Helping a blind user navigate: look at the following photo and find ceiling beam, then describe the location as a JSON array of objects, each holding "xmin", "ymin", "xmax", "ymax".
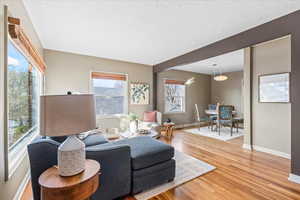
[{"xmin": 153, "ymin": 10, "xmax": 300, "ymax": 73}]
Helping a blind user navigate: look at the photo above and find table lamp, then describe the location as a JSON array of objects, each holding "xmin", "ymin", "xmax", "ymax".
[{"xmin": 40, "ymin": 94, "xmax": 96, "ymax": 176}]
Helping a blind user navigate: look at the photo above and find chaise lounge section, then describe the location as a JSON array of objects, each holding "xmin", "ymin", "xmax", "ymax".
[{"xmin": 105, "ymin": 136, "xmax": 175, "ymax": 194}]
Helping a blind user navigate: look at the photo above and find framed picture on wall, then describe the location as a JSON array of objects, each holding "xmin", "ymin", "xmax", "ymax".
[
  {"xmin": 130, "ymin": 82, "xmax": 150, "ymax": 105},
  {"xmin": 259, "ymin": 72, "xmax": 290, "ymax": 103}
]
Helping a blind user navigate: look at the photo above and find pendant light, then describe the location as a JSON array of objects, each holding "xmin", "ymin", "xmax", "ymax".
[
  {"xmin": 213, "ymin": 64, "xmax": 228, "ymax": 81},
  {"xmin": 185, "ymin": 77, "xmax": 195, "ymax": 86}
]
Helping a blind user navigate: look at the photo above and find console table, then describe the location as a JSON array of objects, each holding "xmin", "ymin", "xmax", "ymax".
[{"xmin": 39, "ymin": 159, "xmax": 100, "ymax": 200}]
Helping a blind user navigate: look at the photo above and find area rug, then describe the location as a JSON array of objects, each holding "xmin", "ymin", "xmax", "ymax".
[
  {"xmin": 134, "ymin": 150, "xmax": 215, "ymax": 200},
  {"xmin": 184, "ymin": 127, "xmax": 244, "ymax": 141}
]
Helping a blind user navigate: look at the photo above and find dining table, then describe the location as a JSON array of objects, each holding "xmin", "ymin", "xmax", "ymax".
[
  {"xmin": 205, "ymin": 109, "xmax": 237, "ymax": 115},
  {"xmin": 205, "ymin": 109, "xmax": 237, "ymax": 132}
]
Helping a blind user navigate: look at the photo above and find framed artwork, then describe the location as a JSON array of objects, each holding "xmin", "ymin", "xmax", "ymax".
[
  {"xmin": 164, "ymin": 82, "xmax": 186, "ymax": 113},
  {"xmin": 130, "ymin": 82, "xmax": 150, "ymax": 105},
  {"xmin": 259, "ymin": 72, "xmax": 290, "ymax": 103}
]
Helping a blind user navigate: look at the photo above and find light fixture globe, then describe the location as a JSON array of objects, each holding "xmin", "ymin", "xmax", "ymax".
[
  {"xmin": 214, "ymin": 75, "xmax": 228, "ymax": 81},
  {"xmin": 212, "ymin": 63, "xmax": 228, "ymax": 81},
  {"xmin": 185, "ymin": 77, "xmax": 195, "ymax": 85}
]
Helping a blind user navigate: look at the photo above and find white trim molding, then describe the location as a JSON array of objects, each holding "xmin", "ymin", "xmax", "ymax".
[
  {"xmin": 13, "ymin": 170, "xmax": 30, "ymax": 200},
  {"xmin": 243, "ymin": 143, "xmax": 291, "ymax": 159},
  {"xmin": 174, "ymin": 122, "xmax": 199, "ymax": 129},
  {"xmin": 289, "ymin": 173, "xmax": 300, "ymax": 184},
  {"xmin": 242, "ymin": 144, "xmax": 252, "ymax": 150}
]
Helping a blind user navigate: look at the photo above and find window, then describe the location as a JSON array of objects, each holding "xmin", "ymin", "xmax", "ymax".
[
  {"xmin": 164, "ymin": 80, "xmax": 186, "ymax": 113},
  {"xmin": 7, "ymin": 41, "xmax": 41, "ymax": 168},
  {"xmin": 91, "ymin": 72, "xmax": 127, "ymax": 115}
]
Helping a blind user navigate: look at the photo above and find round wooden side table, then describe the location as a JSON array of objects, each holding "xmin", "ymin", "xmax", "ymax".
[
  {"xmin": 39, "ymin": 159, "xmax": 100, "ymax": 200},
  {"xmin": 163, "ymin": 122, "xmax": 175, "ymax": 139}
]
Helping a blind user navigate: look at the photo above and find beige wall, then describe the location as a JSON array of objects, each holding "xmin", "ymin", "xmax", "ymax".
[
  {"xmin": 44, "ymin": 49, "xmax": 153, "ymax": 119},
  {"xmin": 243, "ymin": 47, "xmax": 252, "ymax": 146},
  {"xmin": 0, "ymin": 1, "xmax": 44, "ymax": 200},
  {"xmin": 251, "ymin": 37, "xmax": 291, "ymax": 155},
  {"xmin": 211, "ymin": 71, "xmax": 243, "ymax": 117},
  {"xmin": 157, "ymin": 70, "xmax": 211, "ymax": 125}
]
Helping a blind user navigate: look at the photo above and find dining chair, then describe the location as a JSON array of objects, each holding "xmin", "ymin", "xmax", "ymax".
[
  {"xmin": 195, "ymin": 104, "xmax": 210, "ymax": 130},
  {"xmin": 208, "ymin": 104, "xmax": 217, "ymax": 110},
  {"xmin": 208, "ymin": 104, "xmax": 218, "ymax": 131},
  {"xmin": 215, "ymin": 105, "xmax": 235, "ymax": 136},
  {"xmin": 233, "ymin": 117, "xmax": 244, "ymax": 132}
]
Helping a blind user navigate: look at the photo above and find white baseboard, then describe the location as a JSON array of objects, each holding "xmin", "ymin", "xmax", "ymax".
[
  {"xmin": 289, "ymin": 173, "xmax": 300, "ymax": 184},
  {"xmin": 242, "ymin": 143, "xmax": 291, "ymax": 159},
  {"xmin": 242, "ymin": 144, "xmax": 252, "ymax": 150},
  {"xmin": 253, "ymin": 145, "xmax": 291, "ymax": 159},
  {"xmin": 13, "ymin": 170, "xmax": 30, "ymax": 200},
  {"xmin": 174, "ymin": 122, "xmax": 198, "ymax": 129}
]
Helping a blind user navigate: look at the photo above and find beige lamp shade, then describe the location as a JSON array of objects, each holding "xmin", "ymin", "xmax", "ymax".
[{"xmin": 40, "ymin": 94, "xmax": 96, "ymax": 137}]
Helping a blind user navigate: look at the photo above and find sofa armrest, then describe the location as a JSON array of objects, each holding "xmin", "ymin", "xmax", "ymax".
[
  {"xmin": 86, "ymin": 144, "xmax": 131, "ymax": 200},
  {"xmin": 27, "ymin": 139, "xmax": 60, "ymax": 200}
]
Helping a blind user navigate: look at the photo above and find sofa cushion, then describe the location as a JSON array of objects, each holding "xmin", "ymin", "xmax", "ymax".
[
  {"xmin": 113, "ymin": 136, "xmax": 174, "ymax": 170},
  {"xmin": 83, "ymin": 134, "xmax": 108, "ymax": 147}
]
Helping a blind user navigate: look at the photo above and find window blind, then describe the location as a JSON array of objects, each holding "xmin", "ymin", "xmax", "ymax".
[
  {"xmin": 91, "ymin": 72, "xmax": 126, "ymax": 81},
  {"xmin": 8, "ymin": 17, "xmax": 47, "ymax": 73},
  {"xmin": 165, "ymin": 79, "xmax": 185, "ymax": 85}
]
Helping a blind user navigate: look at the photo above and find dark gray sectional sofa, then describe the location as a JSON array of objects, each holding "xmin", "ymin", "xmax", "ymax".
[{"xmin": 27, "ymin": 135, "xmax": 175, "ymax": 200}]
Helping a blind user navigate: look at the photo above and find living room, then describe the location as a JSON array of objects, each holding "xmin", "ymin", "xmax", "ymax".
[{"xmin": 0, "ymin": 1, "xmax": 300, "ymax": 200}]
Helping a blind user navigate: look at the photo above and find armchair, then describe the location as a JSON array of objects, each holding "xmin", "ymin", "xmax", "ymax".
[{"xmin": 139, "ymin": 111, "xmax": 162, "ymax": 136}]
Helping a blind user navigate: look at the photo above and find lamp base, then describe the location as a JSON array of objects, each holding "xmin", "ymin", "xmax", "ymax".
[{"xmin": 58, "ymin": 135, "xmax": 86, "ymax": 176}]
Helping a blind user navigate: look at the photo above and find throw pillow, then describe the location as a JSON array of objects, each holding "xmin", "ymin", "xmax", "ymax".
[{"xmin": 143, "ymin": 111, "xmax": 157, "ymax": 122}]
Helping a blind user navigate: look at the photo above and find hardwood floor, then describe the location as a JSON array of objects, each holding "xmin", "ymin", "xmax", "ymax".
[
  {"xmin": 21, "ymin": 181, "xmax": 33, "ymax": 200},
  {"xmin": 22, "ymin": 129, "xmax": 300, "ymax": 200}
]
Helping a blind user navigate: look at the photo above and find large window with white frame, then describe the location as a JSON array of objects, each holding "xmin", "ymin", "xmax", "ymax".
[
  {"xmin": 164, "ymin": 80, "xmax": 186, "ymax": 113},
  {"xmin": 91, "ymin": 72, "xmax": 128, "ymax": 116},
  {"xmin": 7, "ymin": 40, "xmax": 42, "ymax": 169}
]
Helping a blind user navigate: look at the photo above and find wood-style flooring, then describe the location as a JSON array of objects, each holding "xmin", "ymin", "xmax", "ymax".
[{"xmin": 22, "ymin": 128, "xmax": 300, "ymax": 200}]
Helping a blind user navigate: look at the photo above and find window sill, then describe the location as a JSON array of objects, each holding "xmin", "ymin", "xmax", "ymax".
[
  {"xmin": 8, "ymin": 130, "xmax": 39, "ymax": 179},
  {"xmin": 96, "ymin": 114, "xmax": 128, "ymax": 119}
]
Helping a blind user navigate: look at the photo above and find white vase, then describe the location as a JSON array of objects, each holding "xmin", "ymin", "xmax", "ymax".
[
  {"xmin": 58, "ymin": 135, "xmax": 86, "ymax": 176},
  {"xmin": 130, "ymin": 120, "xmax": 138, "ymax": 133}
]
